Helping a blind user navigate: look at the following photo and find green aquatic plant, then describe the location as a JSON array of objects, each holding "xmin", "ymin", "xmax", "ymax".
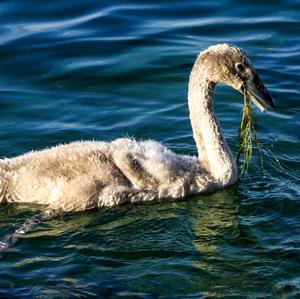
[
  {"xmin": 237, "ymin": 88, "xmax": 284, "ymax": 176},
  {"xmin": 237, "ymin": 88, "xmax": 259, "ymax": 175}
]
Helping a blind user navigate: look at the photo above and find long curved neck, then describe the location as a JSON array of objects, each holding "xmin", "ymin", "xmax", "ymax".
[{"xmin": 188, "ymin": 61, "xmax": 237, "ymax": 186}]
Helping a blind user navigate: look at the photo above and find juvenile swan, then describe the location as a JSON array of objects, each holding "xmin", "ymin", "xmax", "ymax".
[{"xmin": 0, "ymin": 44, "xmax": 275, "ymax": 212}]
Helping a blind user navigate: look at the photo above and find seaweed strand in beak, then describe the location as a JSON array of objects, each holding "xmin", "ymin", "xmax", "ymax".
[{"xmin": 237, "ymin": 87, "xmax": 262, "ymax": 175}]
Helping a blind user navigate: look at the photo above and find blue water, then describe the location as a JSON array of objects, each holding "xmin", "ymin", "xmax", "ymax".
[{"xmin": 0, "ymin": 0, "xmax": 299, "ymax": 298}]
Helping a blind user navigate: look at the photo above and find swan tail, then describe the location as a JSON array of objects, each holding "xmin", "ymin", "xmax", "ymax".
[{"xmin": 0, "ymin": 209, "xmax": 58, "ymax": 260}]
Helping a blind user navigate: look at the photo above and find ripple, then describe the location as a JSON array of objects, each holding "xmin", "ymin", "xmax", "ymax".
[{"xmin": 23, "ymin": 5, "xmax": 156, "ymax": 32}]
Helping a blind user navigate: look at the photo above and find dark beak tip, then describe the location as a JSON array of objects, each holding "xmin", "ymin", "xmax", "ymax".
[{"xmin": 269, "ymin": 97, "xmax": 276, "ymax": 109}]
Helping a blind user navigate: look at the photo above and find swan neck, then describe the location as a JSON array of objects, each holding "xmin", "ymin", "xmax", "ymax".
[{"xmin": 188, "ymin": 65, "xmax": 237, "ymax": 186}]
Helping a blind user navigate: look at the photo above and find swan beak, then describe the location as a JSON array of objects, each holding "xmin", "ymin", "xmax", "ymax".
[{"xmin": 246, "ymin": 73, "xmax": 276, "ymax": 112}]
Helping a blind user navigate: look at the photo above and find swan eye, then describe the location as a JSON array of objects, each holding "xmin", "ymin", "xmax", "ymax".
[{"xmin": 236, "ymin": 63, "xmax": 245, "ymax": 72}]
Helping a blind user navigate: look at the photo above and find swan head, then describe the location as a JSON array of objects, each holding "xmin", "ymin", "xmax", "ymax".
[{"xmin": 198, "ymin": 43, "xmax": 275, "ymax": 112}]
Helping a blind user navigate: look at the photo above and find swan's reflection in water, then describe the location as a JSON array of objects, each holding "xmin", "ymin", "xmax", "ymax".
[
  {"xmin": 1, "ymin": 188, "xmax": 245, "ymax": 297},
  {"xmin": 186, "ymin": 187, "xmax": 264, "ymax": 297},
  {"xmin": 190, "ymin": 187, "xmax": 240, "ymax": 255}
]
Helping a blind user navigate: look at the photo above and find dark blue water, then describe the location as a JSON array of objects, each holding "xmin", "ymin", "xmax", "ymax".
[{"xmin": 0, "ymin": 1, "xmax": 299, "ymax": 298}]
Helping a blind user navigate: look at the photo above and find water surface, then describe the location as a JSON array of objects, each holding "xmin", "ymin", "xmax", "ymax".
[{"xmin": 0, "ymin": 0, "xmax": 299, "ymax": 298}]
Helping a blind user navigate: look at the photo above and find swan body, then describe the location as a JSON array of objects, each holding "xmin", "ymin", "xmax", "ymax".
[
  {"xmin": 0, "ymin": 139, "xmax": 213, "ymax": 211},
  {"xmin": 0, "ymin": 44, "xmax": 275, "ymax": 212}
]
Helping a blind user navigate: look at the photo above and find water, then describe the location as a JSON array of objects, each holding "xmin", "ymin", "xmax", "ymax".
[{"xmin": 0, "ymin": 0, "xmax": 299, "ymax": 297}]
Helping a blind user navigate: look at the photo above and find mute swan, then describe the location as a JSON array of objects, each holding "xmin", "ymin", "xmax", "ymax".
[{"xmin": 0, "ymin": 44, "xmax": 275, "ymax": 212}]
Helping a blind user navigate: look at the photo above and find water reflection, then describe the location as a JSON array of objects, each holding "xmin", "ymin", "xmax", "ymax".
[{"xmin": 190, "ymin": 187, "xmax": 240, "ymax": 255}]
